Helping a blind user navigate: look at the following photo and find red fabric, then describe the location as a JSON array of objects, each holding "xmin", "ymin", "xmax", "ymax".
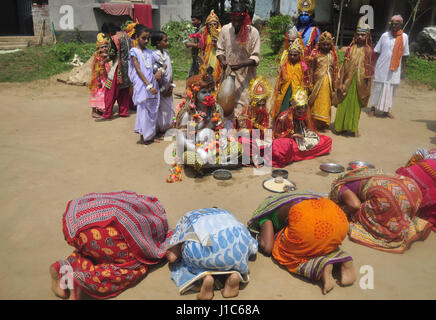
[
  {"xmin": 102, "ymin": 68, "xmax": 133, "ymax": 119},
  {"xmin": 52, "ymin": 226, "xmax": 148, "ymax": 299},
  {"xmin": 396, "ymin": 159, "xmax": 436, "ymax": 231},
  {"xmin": 272, "ymin": 135, "xmax": 332, "ymax": 168},
  {"xmin": 134, "ymin": 4, "xmax": 153, "ymax": 29},
  {"xmin": 100, "ymin": 3, "xmax": 133, "ymax": 18}
]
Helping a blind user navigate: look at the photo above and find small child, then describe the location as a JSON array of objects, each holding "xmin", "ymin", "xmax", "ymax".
[
  {"xmin": 89, "ymin": 39, "xmax": 111, "ymax": 118},
  {"xmin": 151, "ymin": 31, "xmax": 175, "ymax": 135},
  {"xmin": 308, "ymin": 31, "xmax": 339, "ymax": 131},
  {"xmin": 128, "ymin": 24, "xmax": 163, "ymax": 144}
]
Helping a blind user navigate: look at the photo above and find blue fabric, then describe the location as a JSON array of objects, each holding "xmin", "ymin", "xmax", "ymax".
[{"xmin": 169, "ymin": 208, "xmax": 258, "ymax": 292}]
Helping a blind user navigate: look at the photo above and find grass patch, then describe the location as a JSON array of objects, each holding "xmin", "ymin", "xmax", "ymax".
[
  {"xmin": 404, "ymin": 54, "xmax": 436, "ymax": 90},
  {"xmin": 0, "ymin": 42, "xmax": 95, "ymax": 83}
]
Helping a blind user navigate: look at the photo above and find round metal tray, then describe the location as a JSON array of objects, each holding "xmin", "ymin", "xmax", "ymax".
[
  {"xmin": 213, "ymin": 169, "xmax": 232, "ymax": 180},
  {"xmin": 320, "ymin": 163, "xmax": 345, "ymax": 173},
  {"xmin": 348, "ymin": 161, "xmax": 375, "ymax": 170}
]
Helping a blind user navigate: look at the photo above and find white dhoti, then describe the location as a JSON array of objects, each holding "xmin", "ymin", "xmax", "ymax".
[
  {"xmin": 369, "ymin": 82, "xmax": 397, "ymax": 113},
  {"xmin": 370, "ymin": 31, "xmax": 409, "ymax": 113}
]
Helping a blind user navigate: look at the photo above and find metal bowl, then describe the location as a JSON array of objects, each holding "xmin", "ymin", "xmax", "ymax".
[
  {"xmin": 320, "ymin": 163, "xmax": 345, "ymax": 173},
  {"xmin": 348, "ymin": 161, "xmax": 375, "ymax": 170},
  {"xmin": 271, "ymin": 169, "xmax": 289, "ymax": 179},
  {"xmin": 213, "ymin": 169, "xmax": 232, "ymax": 180}
]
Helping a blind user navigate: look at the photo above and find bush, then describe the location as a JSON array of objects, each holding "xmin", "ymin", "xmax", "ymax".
[
  {"xmin": 161, "ymin": 20, "xmax": 198, "ymax": 80},
  {"xmin": 50, "ymin": 42, "xmax": 95, "ymax": 63},
  {"xmin": 266, "ymin": 14, "xmax": 292, "ymax": 54}
]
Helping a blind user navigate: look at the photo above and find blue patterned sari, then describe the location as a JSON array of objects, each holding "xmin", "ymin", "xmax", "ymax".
[{"xmin": 168, "ymin": 208, "xmax": 258, "ymax": 294}]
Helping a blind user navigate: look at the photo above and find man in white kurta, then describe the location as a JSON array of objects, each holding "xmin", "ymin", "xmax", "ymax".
[
  {"xmin": 369, "ymin": 15, "xmax": 409, "ymax": 118},
  {"xmin": 216, "ymin": 2, "xmax": 260, "ymax": 129}
]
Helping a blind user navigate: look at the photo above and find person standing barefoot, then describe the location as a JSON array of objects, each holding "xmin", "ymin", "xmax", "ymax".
[{"xmin": 369, "ymin": 15, "xmax": 409, "ymax": 119}]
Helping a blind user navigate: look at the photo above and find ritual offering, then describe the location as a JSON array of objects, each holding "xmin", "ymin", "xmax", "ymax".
[{"xmin": 263, "ymin": 177, "xmax": 296, "ymax": 193}]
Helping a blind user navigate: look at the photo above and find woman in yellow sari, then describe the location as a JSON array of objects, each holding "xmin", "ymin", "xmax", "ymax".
[
  {"xmin": 271, "ymin": 41, "xmax": 311, "ymax": 121},
  {"xmin": 199, "ymin": 10, "xmax": 222, "ymax": 95},
  {"xmin": 308, "ymin": 31, "xmax": 338, "ymax": 131}
]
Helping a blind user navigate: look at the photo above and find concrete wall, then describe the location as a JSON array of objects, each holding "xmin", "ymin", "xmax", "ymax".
[
  {"xmin": 254, "ymin": 0, "xmax": 332, "ymax": 23},
  {"xmin": 48, "ymin": 0, "xmax": 191, "ymax": 42},
  {"xmin": 156, "ymin": 0, "xmax": 191, "ymax": 28}
]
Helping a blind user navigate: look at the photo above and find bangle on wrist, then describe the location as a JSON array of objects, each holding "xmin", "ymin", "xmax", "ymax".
[{"xmin": 146, "ymin": 84, "xmax": 153, "ymax": 91}]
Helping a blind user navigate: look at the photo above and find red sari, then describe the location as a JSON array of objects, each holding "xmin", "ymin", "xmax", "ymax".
[
  {"xmin": 51, "ymin": 191, "xmax": 173, "ymax": 299},
  {"xmin": 271, "ymin": 108, "xmax": 332, "ymax": 168},
  {"xmin": 396, "ymin": 159, "xmax": 436, "ymax": 231}
]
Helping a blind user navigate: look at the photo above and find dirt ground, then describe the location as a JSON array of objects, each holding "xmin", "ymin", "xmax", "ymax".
[{"xmin": 0, "ymin": 77, "xmax": 435, "ymax": 300}]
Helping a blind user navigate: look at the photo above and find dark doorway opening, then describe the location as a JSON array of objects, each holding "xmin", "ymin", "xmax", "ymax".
[{"xmin": 0, "ymin": 0, "xmax": 35, "ymax": 36}]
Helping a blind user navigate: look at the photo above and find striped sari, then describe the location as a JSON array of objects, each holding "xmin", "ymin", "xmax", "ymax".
[
  {"xmin": 249, "ymin": 193, "xmax": 352, "ymax": 282},
  {"xmin": 330, "ymin": 168, "xmax": 432, "ymax": 253},
  {"xmin": 51, "ymin": 191, "xmax": 173, "ymax": 299}
]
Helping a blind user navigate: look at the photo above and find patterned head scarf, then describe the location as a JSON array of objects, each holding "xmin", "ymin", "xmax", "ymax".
[{"xmin": 230, "ymin": 1, "xmax": 252, "ymax": 44}]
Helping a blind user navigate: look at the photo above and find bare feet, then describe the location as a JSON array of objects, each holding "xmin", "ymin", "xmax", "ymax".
[
  {"xmin": 166, "ymin": 244, "xmax": 182, "ymax": 263},
  {"xmin": 354, "ymin": 131, "xmax": 360, "ymax": 138},
  {"xmin": 197, "ymin": 275, "xmax": 214, "ymax": 300},
  {"xmin": 91, "ymin": 109, "xmax": 101, "ymax": 118},
  {"xmin": 384, "ymin": 112, "xmax": 394, "ymax": 119},
  {"xmin": 369, "ymin": 110, "xmax": 375, "ymax": 118},
  {"xmin": 338, "ymin": 260, "xmax": 356, "ymax": 287},
  {"xmin": 321, "ymin": 264, "xmax": 335, "ymax": 295},
  {"xmin": 49, "ymin": 265, "xmax": 69, "ymax": 299},
  {"xmin": 221, "ymin": 273, "xmax": 240, "ymax": 298}
]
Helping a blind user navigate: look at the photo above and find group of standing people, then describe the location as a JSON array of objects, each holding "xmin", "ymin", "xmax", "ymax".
[{"xmin": 88, "ymin": 21, "xmax": 175, "ymax": 144}]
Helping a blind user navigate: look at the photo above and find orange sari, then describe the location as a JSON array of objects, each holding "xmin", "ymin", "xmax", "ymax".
[{"xmin": 272, "ymin": 198, "xmax": 349, "ymax": 275}]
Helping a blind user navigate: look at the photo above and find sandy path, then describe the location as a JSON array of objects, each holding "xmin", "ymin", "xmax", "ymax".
[{"xmin": 0, "ymin": 77, "xmax": 435, "ymax": 300}]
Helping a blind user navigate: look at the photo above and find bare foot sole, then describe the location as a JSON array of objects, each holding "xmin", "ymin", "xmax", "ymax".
[
  {"xmin": 197, "ymin": 275, "xmax": 214, "ymax": 300},
  {"xmin": 321, "ymin": 264, "xmax": 335, "ymax": 295},
  {"xmin": 49, "ymin": 265, "xmax": 69, "ymax": 299},
  {"xmin": 384, "ymin": 112, "xmax": 394, "ymax": 119},
  {"xmin": 339, "ymin": 260, "xmax": 356, "ymax": 287},
  {"xmin": 221, "ymin": 273, "xmax": 240, "ymax": 298}
]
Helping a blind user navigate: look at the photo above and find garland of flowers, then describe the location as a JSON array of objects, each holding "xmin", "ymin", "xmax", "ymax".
[{"xmin": 167, "ymin": 86, "xmax": 224, "ymax": 183}]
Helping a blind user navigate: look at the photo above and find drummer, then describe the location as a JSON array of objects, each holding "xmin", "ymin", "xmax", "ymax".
[{"xmin": 216, "ymin": 1, "xmax": 261, "ymax": 129}]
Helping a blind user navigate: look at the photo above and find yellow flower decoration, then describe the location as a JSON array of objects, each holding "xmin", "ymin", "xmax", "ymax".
[
  {"xmin": 106, "ymin": 227, "xmax": 118, "ymax": 237},
  {"xmin": 102, "ymin": 248, "xmax": 114, "ymax": 255},
  {"xmin": 91, "ymin": 229, "xmax": 102, "ymax": 240}
]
